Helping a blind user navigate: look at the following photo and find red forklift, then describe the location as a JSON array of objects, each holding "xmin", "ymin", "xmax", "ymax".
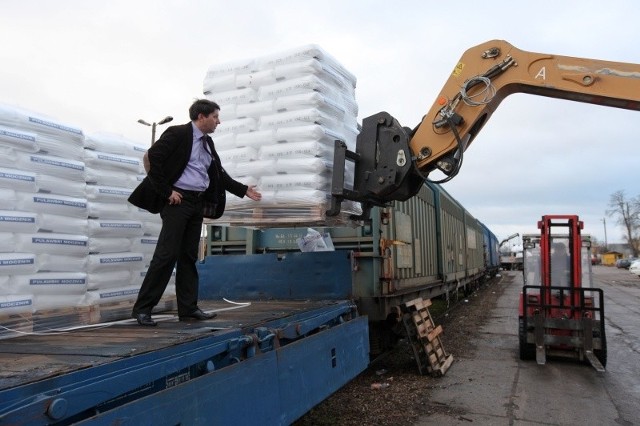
[{"xmin": 519, "ymin": 215, "xmax": 606, "ymax": 371}]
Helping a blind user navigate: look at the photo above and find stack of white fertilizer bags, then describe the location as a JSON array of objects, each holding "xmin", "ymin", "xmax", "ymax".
[
  {"xmin": 0, "ymin": 103, "xmax": 89, "ymax": 331},
  {"xmin": 82, "ymin": 132, "xmax": 174, "ymax": 315},
  {"xmin": 202, "ymin": 44, "xmax": 362, "ymax": 227},
  {"xmin": 0, "ymin": 102, "xmax": 170, "ymax": 337}
]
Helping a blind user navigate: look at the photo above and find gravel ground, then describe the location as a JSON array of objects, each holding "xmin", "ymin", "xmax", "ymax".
[{"xmin": 294, "ymin": 273, "xmax": 509, "ymax": 426}]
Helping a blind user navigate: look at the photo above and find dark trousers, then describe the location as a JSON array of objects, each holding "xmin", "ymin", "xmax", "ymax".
[{"xmin": 132, "ymin": 195, "xmax": 203, "ymax": 316}]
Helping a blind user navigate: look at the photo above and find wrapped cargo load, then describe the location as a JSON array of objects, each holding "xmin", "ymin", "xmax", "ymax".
[
  {"xmin": 202, "ymin": 44, "xmax": 362, "ymax": 227},
  {"xmin": 0, "ymin": 104, "xmax": 170, "ymax": 338}
]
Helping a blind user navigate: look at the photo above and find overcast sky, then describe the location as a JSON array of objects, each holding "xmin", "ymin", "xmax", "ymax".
[{"xmin": 1, "ymin": 0, "xmax": 638, "ymax": 245}]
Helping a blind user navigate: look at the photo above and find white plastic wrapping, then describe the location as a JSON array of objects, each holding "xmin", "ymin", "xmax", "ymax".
[
  {"xmin": 257, "ymin": 74, "xmax": 342, "ymax": 102},
  {"xmin": 87, "ymin": 201, "xmax": 132, "ymax": 219},
  {"xmin": 258, "ymin": 140, "xmax": 332, "ymax": 160},
  {"xmin": 0, "ymin": 102, "xmax": 176, "ymax": 333},
  {"xmin": 273, "ymin": 92, "xmax": 346, "ymax": 119},
  {"xmin": 85, "ymin": 166, "xmax": 140, "ymax": 187},
  {"xmin": 132, "ymin": 269, "xmax": 176, "ymax": 288},
  {"xmin": 87, "ymin": 252, "xmax": 144, "ymax": 273},
  {"xmin": 0, "ymin": 167, "xmax": 38, "ymax": 192},
  {"xmin": 86, "ymin": 269, "xmax": 131, "ymax": 290},
  {"xmin": 211, "ymin": 88, "xmax": 258, "ymax": 105},
  {"xmin": 234, "ymin": 160, "xmax": 276, "ymax": 178},
  {"xmin": 0, "ymin": 102, "xmax": 84, "ymax": 145},
  {"xmin": 255, "ymin": 44, "xmax": 357, "ymax": 84},
  {"xmin": 7, "ymin": 272, "xmax": 88, "ymax": 295},
  {"xmin": 218, "ymin": 146, "xmax": 258, "ymax": 163},
  {"xmin": 274, "ymin": 157, "xmax": 331, "ymax": 174},
  {"xmin": 86, "ymin": 185, "xmax": 133, "ymax": 203},
  {"xmin": 258, "ymin": 108, "xmax": 340, "ymax": 131},
  {"xmin": 0, "ymin": 232, "xmax": 14, "ymax": 252},
  {"xmin": 36, "ymin": 134, "xmax": 85, "ymax": 160},
  {"xmin": 16, "ymin": 152, "xmax": 85, "ymax": 181},
  {"xmin": 236, "ymin": 100, "xmax": 275, "ymax": 119},
  {"xmin": 0, "ymin": 146, "xmax": 17, "ymax": 168},
  {"xmin": 204, "ymin": 57, "xmax": 255, "ymax": 80},
  {"xmin": 84, "ymin": 132, "xmax": 147, "ymax": 157},
  {"xmin": 88, "ymin": 237, "xmax": 132, "ymax": 254},
  {"xmin": 36, "ymin": 174, "xmax": 86, "ymax": 198},
  {"xmin": 203, "ymin": 73, "xmax": 237, "ymax": 94},
  {"xmin": 0, "ymin": 125, "xmax": 39, "ymax": 152},
  {"xmin": 14, "ymin": 233, "xmax": 89, "ymax": 256},
  {"xmin": 142, "ymin": 220, "xmax": 162, "ymax": 236},
  {"xmin": 32, "ymin": 294, "xmax": 85, "ymax": 312},
  {"xmin": 88, "ymin": 219, "xmax": 144, "ymax": 237},
  {"xmin": 38, "ymin": 213, "xmax": 88, "ymax": 234},
  {"xmin": 130, "ymin": 236, "xmax": 158, "ymax": 253},
  {"xmin": 83, "ymin": 149, "xmax": 143, "ymax": 174},
  {"xmin": 0, "ymin": 210, "xmax": 39, "ymax": 233},
  {"xmin": 0, "ymin": 294, "xmax": 33, "ymax": 315},
  {"xmin": 211, "ymin": 133, "xmax": 236, "ymax": 151},
  {"xmin": 0, "ymin": 252, "xmax": 38, "ymax": 274},
  {"xmin": 215, "ymin": 117, "xmax": 257, "ymax": 135},
  {"xmin": 275, "ymin": 190, "xmax": 327, "ymax": 204},
  {"xmin": 81, "ymin": 285, "xmax": 141, "ymax": 305},
  {"xmin": 234, "ymin": 129, "xmax": 277, "ymax": 148},
  {"xmin": 38, "ymin": 253, "xmax": 88, "ymax": 272},
  {"xmin": 259, "ymin": 173, "xmax": 329, "ymax": 191},
  {"xmin": 203, "ymin": 44, "xmax": 362, "ymax": 226},
  {"xmin": 235, "ymin": 69, "xmax": 277, "ymax": 88},
  {"xmin": 16, "ymin": 192, "xmax": 88, "ymax": 218}
]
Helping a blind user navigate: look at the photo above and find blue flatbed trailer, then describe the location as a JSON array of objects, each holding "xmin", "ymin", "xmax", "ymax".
[{"xmin": 0, "ymin": 251, "xmax": 370, "ymax": 425}]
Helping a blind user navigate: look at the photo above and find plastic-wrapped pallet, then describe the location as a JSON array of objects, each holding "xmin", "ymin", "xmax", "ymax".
[
  {"xmin": 83, "ymin": 132, "xmax": 158, "ymax": 312},
  {"xmin": 0, "ymin": 103, "xmax": 85, "ymax": 160},
  {"xmin": 0, "ymin": 103, "xmax": 90, "ymax": 332},
  {"xmin": 203, "ymin": 44, "xmax": 362, "ymax": 227}
]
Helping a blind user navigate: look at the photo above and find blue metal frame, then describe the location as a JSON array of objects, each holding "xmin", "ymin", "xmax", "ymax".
[
  {"xmin": 0, "ymin": 302, "xmax": 369, "ymax": 425},
  {"xmin": 82, "ymin": 317, "xmax": 368, "ymax": 426},
  {"xmin": 197, "ymin": 250, "xmax": 354, "ymax": 300}
]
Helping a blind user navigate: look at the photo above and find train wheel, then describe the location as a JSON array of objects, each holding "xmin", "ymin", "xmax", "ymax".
[{"xmin": 519, "ymin": 318, "xmax": 535, "ymax": 360}]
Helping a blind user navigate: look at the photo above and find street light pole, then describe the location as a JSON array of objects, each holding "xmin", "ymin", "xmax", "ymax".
[
  {"xmin": 602, "ymin": 217, "xmax": 608, "ymax": 251},
  {"xmin": 137, "ymin": 116, "xmax": 173, "ymax": 145}
]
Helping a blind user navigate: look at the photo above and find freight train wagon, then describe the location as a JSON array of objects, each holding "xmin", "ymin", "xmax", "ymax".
[
  {"xmin": 0, "ymin": 296, "xmax": 368, "ymax": 425},
  {"xmin": 201, "ymin": 182, "xmax": 499, "ymax": 353},
  {"xmin": 0, "ymin": 182, "xmax": 497, "ymax": 425},
  {"xmin": 479, "ymin": 221, "xmax": 501, "ymax": 277}
]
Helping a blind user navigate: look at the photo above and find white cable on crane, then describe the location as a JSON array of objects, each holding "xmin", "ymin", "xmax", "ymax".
[{"xmin": 460, "ymin": 76, "xmax": 496, "ymax": 106}]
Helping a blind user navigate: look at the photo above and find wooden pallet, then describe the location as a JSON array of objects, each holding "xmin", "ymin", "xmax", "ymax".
[
  {"xmin": 209, "ymin": 202, "xmax": 360, "ymax": 227},
  {"xmin": 400, "ymin": 297, "xmax": 454, "ymax": 377},
  {"xmin": 31, "ymin": 297, "xmax": 177, "ymax": 331},
  {"xmin": 33, "ymin": 306, "xmax": 93, "ymax": 331},
  {"xmin": 0, "ymin": 312, "xmax": 33, "ymax": 340},
  {"xmin": 89, "ymin": 296, "xmax": 176, "ymax": 324}
]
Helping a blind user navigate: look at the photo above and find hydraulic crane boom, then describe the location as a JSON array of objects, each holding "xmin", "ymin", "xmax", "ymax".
[
  {"xmin": 329, "ymin": 40, "xmax": 640, "ymax": 218},
  {"xmin": 499, "ymin": 233, "xmax": 519, "ymax": 248}
]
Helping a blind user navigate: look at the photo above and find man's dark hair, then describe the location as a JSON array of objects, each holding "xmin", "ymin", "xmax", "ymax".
[{"xmin": 189, "ymin": 99, "xmax": 221, "ymax": 120}]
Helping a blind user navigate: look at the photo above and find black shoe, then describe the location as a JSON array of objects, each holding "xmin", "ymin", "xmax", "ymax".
[
  {"xmin": 132, "ymin": 313, "xmax": 157, "ymax": 327},
  {"xmin": 179, "ymin": 308, "xmax": 217, "ymax": 322}
]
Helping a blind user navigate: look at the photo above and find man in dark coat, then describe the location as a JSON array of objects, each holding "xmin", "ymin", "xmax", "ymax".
[{"xmin": 128, "ymin": 99, "xmax": 261, "ymax": 326}]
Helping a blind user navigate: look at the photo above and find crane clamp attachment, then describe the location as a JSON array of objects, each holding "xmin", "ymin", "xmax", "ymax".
[{"xmin": 327, "ymin": 112, "xmax": 424, "ymax": 219}]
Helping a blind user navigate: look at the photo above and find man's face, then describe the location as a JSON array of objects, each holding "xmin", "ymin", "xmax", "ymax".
[{"xmin": 200, "ymin": 110, "xmax": 220, "ymax": 134}]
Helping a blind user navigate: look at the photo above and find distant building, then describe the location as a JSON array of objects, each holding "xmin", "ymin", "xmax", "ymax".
[
  {"xmin": 607, "ymin": 243, "xmax": 634, "ymax": 258},
  {"xmin": 601, "ymin": 251, "xmax": 623, "ymax": 266}
]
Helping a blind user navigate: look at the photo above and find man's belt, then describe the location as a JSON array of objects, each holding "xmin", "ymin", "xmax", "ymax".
[{"xmin": 173, "ymin": 187, "xmax": 205, "ymax": 198}]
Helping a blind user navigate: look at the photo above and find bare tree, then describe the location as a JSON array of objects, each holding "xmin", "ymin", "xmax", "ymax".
[{"xmin": 606, "ymin": 190, "xmax": 640, "ymax": 257}]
